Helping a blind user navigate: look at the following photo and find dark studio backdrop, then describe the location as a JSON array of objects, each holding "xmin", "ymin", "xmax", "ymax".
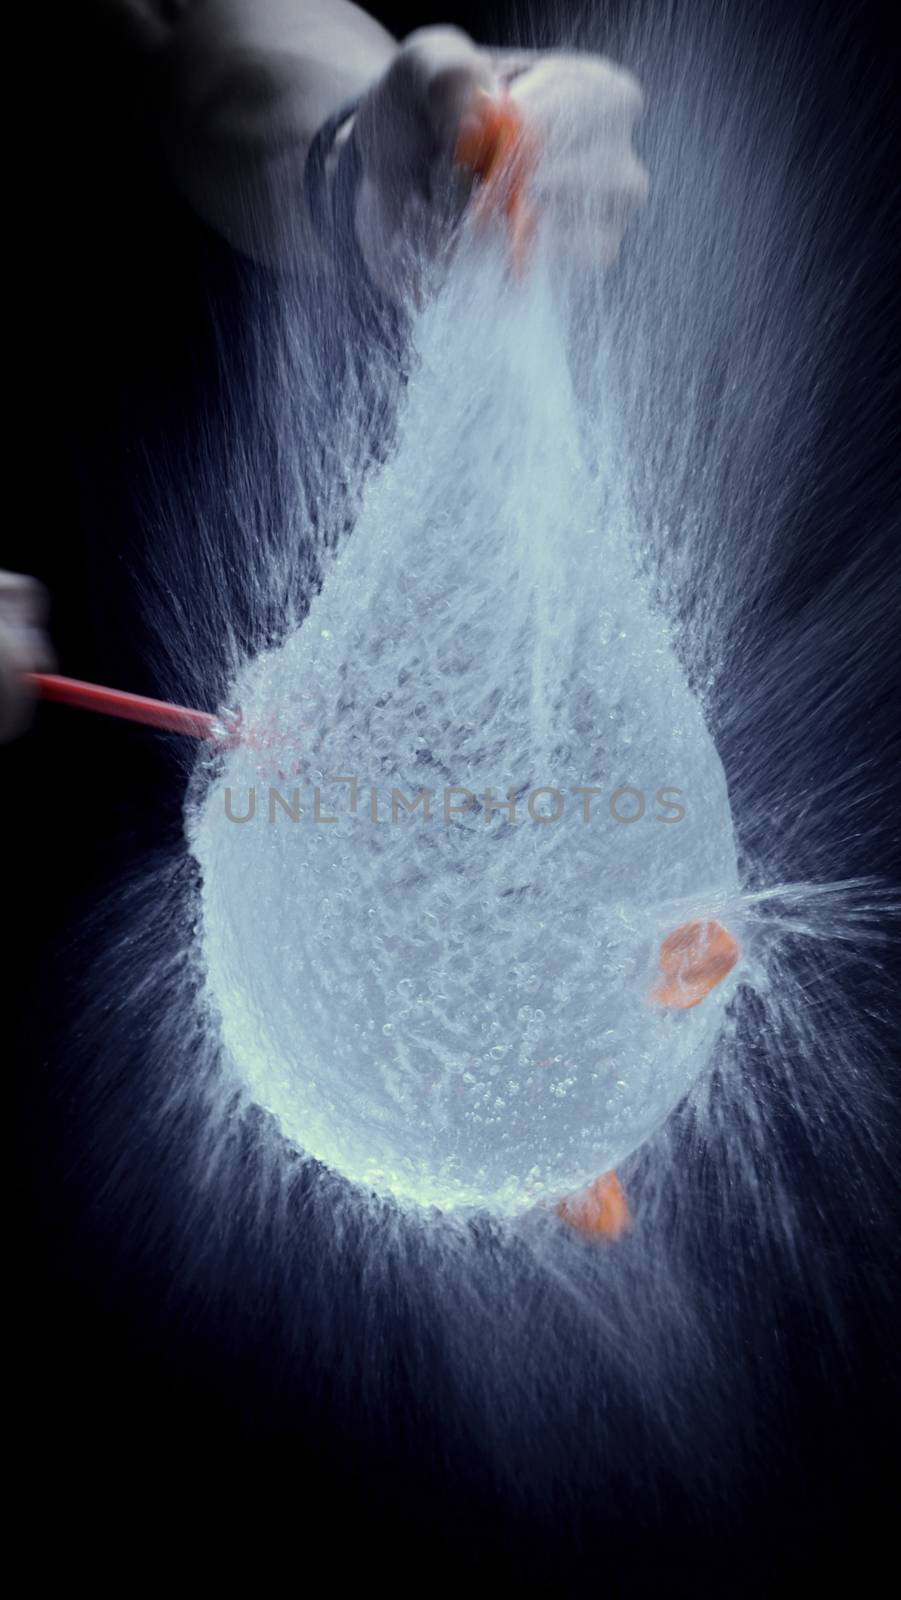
[{"xmin": 10, "ymin": 0, "xmax": 901, "ymax": 1588}]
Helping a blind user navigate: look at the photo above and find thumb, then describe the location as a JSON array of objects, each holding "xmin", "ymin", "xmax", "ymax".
[{"xmin": 394, "ymin": 27, "xmax": 497, "ymax": 148}]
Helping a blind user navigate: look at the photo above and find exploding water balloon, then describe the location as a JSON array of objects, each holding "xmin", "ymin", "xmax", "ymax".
[{"xmin": 190, "ymin": 254, "xmax": 742, "ymax": 1213}]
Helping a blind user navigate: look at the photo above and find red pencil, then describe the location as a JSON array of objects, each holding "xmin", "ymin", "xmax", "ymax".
[{"xmin": 25, "ymin": 672, "xmax": 218, "ymax": 740}]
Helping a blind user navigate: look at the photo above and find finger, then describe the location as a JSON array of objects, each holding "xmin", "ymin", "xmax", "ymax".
[
  {"xmin": 393, "ymin": 28, "xmax": 496, "ymax": 147},
  {"xmin": 532, "ymin": 157, "xmax": 649, "ymax": 214},
  {"xmin": 0, "ymin": 571, "xmax": 50, "ymax": 629},
  {"xmin": 489, "ymin": 49, "xmax": 538, "ymax": 87},
  {"xmin": 510, "ymin": 57, "xmax": 645, "ymax": 146},
  {"xmin": 0, "ymin": 623, "xmax": 35, "ymax": 741},
  {"xmin": 23, "ymin": 626, "xmax": 57, "ymax": 674},
  {"xmin": 428, "ymin": 60, "xmax": 497, "ymax": 147},
  {"xmin": 525, "ymin": 54, "xmax": 644, "ymax": 116}
]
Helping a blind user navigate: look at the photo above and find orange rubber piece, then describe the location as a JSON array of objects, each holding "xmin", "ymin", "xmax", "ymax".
[
  {"xmin": 556, "ymin": 1172, "xmax": 631, "ymax": 1240},
  {"xmin": 454, "ymin": 90, "xmax": 538, "ymax": 274},
  {"xmin": 651, "ymin": 918, "xmax": 740, "ymax": 1010}
]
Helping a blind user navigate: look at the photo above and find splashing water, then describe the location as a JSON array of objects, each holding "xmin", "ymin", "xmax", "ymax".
[
  {"xmin": 45, "ymin": 0, "xmax": 900, "ymax": 1571},
  {"xmin": 190, "ymin": 253, "xmax": 742, "ymax": 1212}
]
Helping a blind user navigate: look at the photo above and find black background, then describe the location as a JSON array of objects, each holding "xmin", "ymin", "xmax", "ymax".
[{"xmin": 10, "ymin": 0, "xmax": 901, "ymax": 1588}]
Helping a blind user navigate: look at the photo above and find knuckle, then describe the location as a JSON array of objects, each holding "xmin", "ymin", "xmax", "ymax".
[
  {"xmin": 399, "ymin": 26, "xmax": 481, "ymax": 85},
  {"xmin": 429, "ymin": 60, "xmax": 492, "ymax": 129}
]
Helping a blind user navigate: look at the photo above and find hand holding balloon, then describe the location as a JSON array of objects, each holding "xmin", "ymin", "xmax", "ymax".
[{"xmin": 349, "ymin": 30, "xmax": 648, "ymax": 298}]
